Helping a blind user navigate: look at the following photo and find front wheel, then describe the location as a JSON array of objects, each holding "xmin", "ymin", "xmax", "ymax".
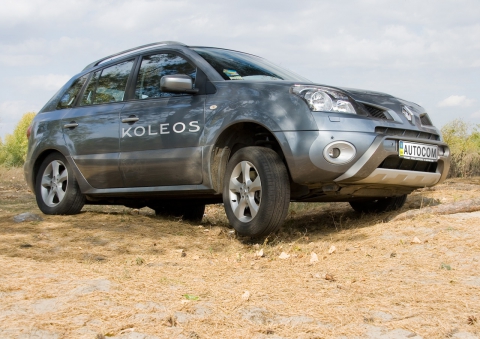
[
  {"xmin": 349, "ymin": 194, "xmax": 407, "ymax": 213},
  {"xmin": 35, "ymin": 153, "xmax": 85, "ymax": 215},
  {"xmin": 223, "ymin": 147, "xmax": 290, "ymax": 238}
]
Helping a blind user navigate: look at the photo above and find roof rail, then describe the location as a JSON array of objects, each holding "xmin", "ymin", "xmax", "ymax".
[{"xmin": 82, "ymin": 41, "xmax": 187, "ymax": 71}]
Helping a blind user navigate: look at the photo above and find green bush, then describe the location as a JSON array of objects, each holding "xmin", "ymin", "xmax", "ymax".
[
  {"xmin": 0, "ymin": 112, "xmax": 36, "ymax": 167},
  {"xmin": 441, "ymin": 119, "xmax": 480, "ymax": 178}
]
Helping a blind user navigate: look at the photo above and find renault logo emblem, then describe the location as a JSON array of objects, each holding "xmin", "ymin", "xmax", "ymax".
[{"xmin": 402, "ymin": 106, "xmax": 414, "ymax": 122}]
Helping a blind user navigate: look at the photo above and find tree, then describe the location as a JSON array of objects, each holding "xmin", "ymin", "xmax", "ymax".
[
  {"xmin": 0, "ymin": 112, "xmax": 36, "ymax": 167},
  {"xmin": 441, "ymin": 119, "xmax": 480, "ymax": 177}
]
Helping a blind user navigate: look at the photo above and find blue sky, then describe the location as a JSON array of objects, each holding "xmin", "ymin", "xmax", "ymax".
[{"xmin": 1, "ymin": 0, "xmax": 479, "ymax": 139}]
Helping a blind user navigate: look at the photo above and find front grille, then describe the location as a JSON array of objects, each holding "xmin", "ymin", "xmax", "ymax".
[
  {"xmin": 378, "ymin": 155, "xmax": 438, "ymax": 173},
  {"xmin": 375, "ymin": 127, "xmax": 440, "ymax": 141},
  {"xmin": 362, "ymin": 103, "xmax": 393, "ymax": 121},
  {"xmin": 420, "ymin": 113, "xmax": 433, "ymax": 126}
]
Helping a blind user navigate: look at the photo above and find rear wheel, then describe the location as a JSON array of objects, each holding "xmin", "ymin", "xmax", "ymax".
[
  {"xmin": 152, "ymin": 202, "xmax": 205, "ymax": 222},
  {"xmin": 223, "ymin": 146, "xmax": 290, "ymax": 238},
  {"xmin": 349, "ymin": 194, "xmax": 407, "ymax": 213},
  {"xmin": 35, "ymin": 153, "xmax": 85, "ymax": 215}
]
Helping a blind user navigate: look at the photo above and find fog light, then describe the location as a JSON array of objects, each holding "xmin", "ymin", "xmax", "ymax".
[
  {"xmin": 323, "ymin": 141, "xmax": 356, "ymax": 165},
  {"xmin": 329, "ymin": 148, "xmax": 341, "ymax": 158}
]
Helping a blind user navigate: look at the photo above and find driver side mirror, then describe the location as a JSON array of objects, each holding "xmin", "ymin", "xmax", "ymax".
[{"xmin": 160, "ymin": 74, "xmax": 199, "ymax": 94}]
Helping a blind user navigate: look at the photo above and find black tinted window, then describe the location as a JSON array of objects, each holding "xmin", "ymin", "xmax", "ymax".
[
  {"xmin": 135, "ymin": 54, "xmax": 196, "ymax": 99},
  {"xmin": 192, "ymin": 47, "xmax": 309, "ymax": 82},
  {"xmin": 81, "ymin": 60, "xmax": 134, "ymax": 106},
  {"xmin": 56, "ymin": 75, "xmax": 88, "ymax": 109}
]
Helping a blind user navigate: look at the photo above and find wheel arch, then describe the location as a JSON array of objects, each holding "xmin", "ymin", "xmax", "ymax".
[
  {"xmin": 209, "ymin": 121, "xmax": 290, "ymax": 193},
  {"xmin": 31, "ymin": 149, "xmax": 65, "ymax": 189}
]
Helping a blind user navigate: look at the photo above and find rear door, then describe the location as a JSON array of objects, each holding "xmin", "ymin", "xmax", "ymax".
[
  {"xmin": 61, "ymin": 60, "xmax": 135, "ymax": 188},
  {"xmin": 119, "ymin": 53, "xmax": 205, "ymax": 187}
]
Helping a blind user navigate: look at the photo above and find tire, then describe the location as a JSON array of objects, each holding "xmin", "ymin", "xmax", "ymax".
[
  {"xmin": 349, "ymin": 194, "xmax": 407, "ymax": 213},
  {"xmin": 222, "ymin": 146, "xmax": 290, "ymax": 238},
  {"xmin": 152, "ymin": 202, "xmax": 205, "ymax": 222},
  {"xmin": 35, "ymin": 153, "xmax": 85, "ymax": 215}
]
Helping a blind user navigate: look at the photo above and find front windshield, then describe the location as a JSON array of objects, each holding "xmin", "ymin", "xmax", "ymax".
[{"xmin": 192, "ymin": 47, "xmax": 310, "ymax": 82}]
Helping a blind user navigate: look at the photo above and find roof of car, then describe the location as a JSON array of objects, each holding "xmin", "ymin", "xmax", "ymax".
[{"xmin": 83, "ymin": 41, "xmax": 187, "ymax": 71}]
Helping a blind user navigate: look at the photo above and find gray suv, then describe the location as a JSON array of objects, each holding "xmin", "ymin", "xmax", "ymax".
[{"xmin": 24, "ymin": 41, "xmax": 450, "ymax": 237}]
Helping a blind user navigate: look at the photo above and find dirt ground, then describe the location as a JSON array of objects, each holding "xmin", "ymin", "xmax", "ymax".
[{"xmin": 0, "ymin": 166, "xmax": 479, "ymax": 339}]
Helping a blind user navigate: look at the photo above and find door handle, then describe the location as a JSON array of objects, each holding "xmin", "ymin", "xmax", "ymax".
[
  {"xmin": 64, "ymin": 122, "xmax": 79, "ymax": 128},
  {"xmin": 122, "ymin": 117, "xmax": 139, "ymax": 123}
]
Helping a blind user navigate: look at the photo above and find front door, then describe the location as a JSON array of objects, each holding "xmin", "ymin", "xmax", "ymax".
[{"xmin": 119, "ymin": 53, "xmax": 205, "ymax": 187}]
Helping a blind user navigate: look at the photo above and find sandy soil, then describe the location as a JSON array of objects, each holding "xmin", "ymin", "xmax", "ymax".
[{"xmin": 0, "ymin": 167, "xmax": 479, "ymax": 339}]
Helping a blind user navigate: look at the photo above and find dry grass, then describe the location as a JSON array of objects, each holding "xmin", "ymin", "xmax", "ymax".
[{"xmin": 0, "ymin": 166, "xmax": 479, "ymax": 338}]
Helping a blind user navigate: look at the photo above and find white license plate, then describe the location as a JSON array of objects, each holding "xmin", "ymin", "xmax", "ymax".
[{"xmin": 399, "ymin": 141, "xmax": 438, "ymax": 162}]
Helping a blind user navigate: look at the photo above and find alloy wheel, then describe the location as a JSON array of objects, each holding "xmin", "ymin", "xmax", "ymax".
[
  {"xmin": 40, "ymin": 160, "xmax": 68, "ymax": 207},
  {"xmin": 228, "ymin": 160, "xmax": 262, "ymax": 222}
]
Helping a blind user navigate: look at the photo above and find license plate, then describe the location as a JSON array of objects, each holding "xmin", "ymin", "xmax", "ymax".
[{"xmin": 399, "ymin": 141, "xmax": 438, "ymax": 162}]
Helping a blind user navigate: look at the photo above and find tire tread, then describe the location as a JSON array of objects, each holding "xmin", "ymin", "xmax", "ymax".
[{"xmin": 223, "ymin": 146, "xmax": 290, "ymax": 238}]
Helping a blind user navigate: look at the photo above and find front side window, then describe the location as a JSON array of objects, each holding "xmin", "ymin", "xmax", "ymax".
[
  {"xmin": 135, "ymin": 53, "xmax": 196, "ymax": 99},
  {"xmin": 56, "ymin": 75, "xmax": 88, "ymax": 109},
  {"xmin": 81, "ymin": 60, "xmax": 134, "ymax": 106}
]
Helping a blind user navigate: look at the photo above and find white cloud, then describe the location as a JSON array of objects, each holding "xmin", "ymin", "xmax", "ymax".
[
  {"xmin": 0, "ymin": 100, "xmax": 35, "ymax": 119},
  {"xmin": 470, "ymin": 111, "xmax": 480, "ymax": 119},
  {"xmin": 0, "ymin": 100, "xmax": 37, "ymax": 139},
  {"xmin": 26, "ymin": 74, "xmax": 70, "ymax": 92},
  {"xmin": 437, "ymin": 95, "xmax": 476, "ymax": 108},
  {"xmin": 0, "ymin": 123, "xmax": 17, "ymax": 141}
]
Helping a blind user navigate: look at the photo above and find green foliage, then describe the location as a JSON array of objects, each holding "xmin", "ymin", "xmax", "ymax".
[
  {"xmin": 441, "ymin": 119, "xmax": 480, "ymax": 177},
  {"xmin": 0, "ymin": 112, "xmax": 36, "ymax": 167},
  {"xmin": 183, "ymin": 294, "xmax": 199, "ymax": 300}
]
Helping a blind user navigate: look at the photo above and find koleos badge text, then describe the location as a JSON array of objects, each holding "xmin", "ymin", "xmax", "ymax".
[{"xmin": 122, "ymin": 121, "xmax": 200, "ymax": 138}]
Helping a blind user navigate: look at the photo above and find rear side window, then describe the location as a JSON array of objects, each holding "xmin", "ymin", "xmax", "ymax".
[
  {"xmin": 135, "ymin": 54, "xmax": 196, "ymax": 99},
  {"xmin": 81, "ymin": 60, "xmax": 134, "ymax": 106},
  {"xmin": 56, "ymin": 75, "xmax": 88, "ymax": 109}
]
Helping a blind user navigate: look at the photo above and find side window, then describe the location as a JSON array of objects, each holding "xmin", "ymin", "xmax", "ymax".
[
  {"xmin": 80, "ymin": 60, "xmax": 134, "ymax": 106},
  {"xmin": 56, "ymin": 75, "xmax": 88, "ymax": 109},
  {"xmin": 135, "ymin": 54, "xmax": 196, "ymax": 99}
]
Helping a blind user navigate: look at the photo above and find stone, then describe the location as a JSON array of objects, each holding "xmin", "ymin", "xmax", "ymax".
[
  {"xmin": 255, "ymin": 249, "xmax": 264, "ymax": 257},
  {"xmin": 452, "ymin": 332, "xmax": 479, "ymax": 339},
  {"xmin": 239, "ymin": 307, "xmax": 271, "ymax": 325},
  {"xmin": 242, "ymin": 290, "xmax": 251, "ymax": 301},
  {"xmin": 13, "ymin": 212, "xmax": 43, "ymax": 223},
  {"xmin": 275, "ymin": 315, "xmax": 315, "ymax": 325},
  {"xmin": 32, "ymin": 298, "xmax": 62, "ymax": 314},
  {"xmin": 371, "ymin": 311, "xmax": 394, "ymax": 322},
  {"xmin": 72, "ymin": 279, "xmax": 111, "ymax": 295},
  {"xmin": 18, "ymin": 328, "xmax": 60, "ymax": 339},
  {"xmin": 364, "ymin": 325, "xmax": 423, "ymax": 338},
  {"xmin": 310, "ymin": 252, "xmax": 319, "ymax": 264}
]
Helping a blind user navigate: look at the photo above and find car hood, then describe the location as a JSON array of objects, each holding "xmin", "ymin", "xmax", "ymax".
[{"xmin": 339, "ymin": 86, "xmax": 422, "ymax": 110}]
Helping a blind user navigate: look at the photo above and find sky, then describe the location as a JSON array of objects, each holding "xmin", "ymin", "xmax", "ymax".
[{"xmin": 1, "ymin": 0, "xmax": 479, "ymax": 139}]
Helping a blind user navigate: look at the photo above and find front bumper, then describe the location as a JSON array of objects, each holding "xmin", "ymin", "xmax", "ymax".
[
  {"xmin": 277, "ymin": 130, "xmax": 450, "ymax": 189},
  {"xmin": 332, "ymin": 134, "xmax": 450, "ymax": 187}
]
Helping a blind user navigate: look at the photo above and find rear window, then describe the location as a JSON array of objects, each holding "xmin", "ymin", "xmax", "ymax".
[
  {"xmin": 80, "ymin": 60, "xmax": 134, "ymax": 106},
  {"xmin": 56, "ymin": 75, "xmax": 88, "ymax": 109}
]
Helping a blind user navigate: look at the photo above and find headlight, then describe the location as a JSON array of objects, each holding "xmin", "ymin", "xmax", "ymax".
[{"xmin": 291, "ymin": 85, "xmax": 356, "ymax": 114}]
